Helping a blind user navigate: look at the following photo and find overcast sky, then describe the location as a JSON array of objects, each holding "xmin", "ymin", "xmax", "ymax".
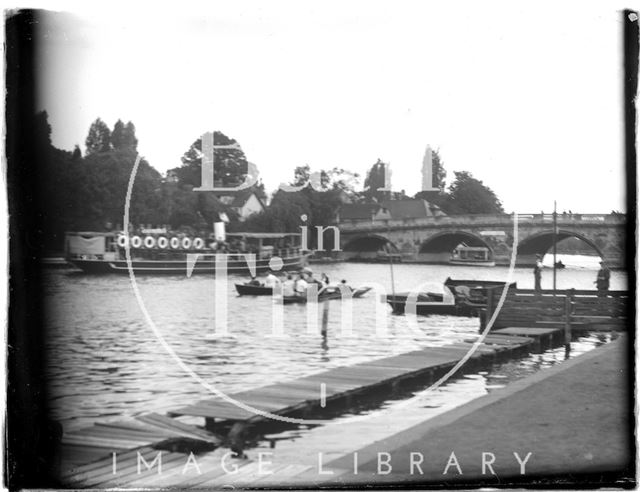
[{"xmin": 35, "ymin": 0, "xmax": 631, "ymax": 213}]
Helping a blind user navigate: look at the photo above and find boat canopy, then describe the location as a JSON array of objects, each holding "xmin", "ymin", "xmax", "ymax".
[{"xmin": 226, "ymin": 232, "xmax": 301, "ymax": 238}]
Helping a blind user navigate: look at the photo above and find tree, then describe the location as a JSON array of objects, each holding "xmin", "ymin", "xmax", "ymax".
[
  {"xmin": 34, "ymin": 110, "xmax": 52, "ymax": 148},
  {"xmin": 430, "ymin": 149, "xmax": 446, "ymax": 192},
  {"xmin": 324, "ymin": 167, "xmax": 360, "ymax": 195},
  {"xmin": 363, "ymin": 159, "xmax": 389, "ymax": 201},
  {"xmin": 123, "ymin": 121, "xmax": 138, "ymax": 151},
  {"xmin": 446, "ymin": 171, "xmax": 504, "ymax": 214},
  {"xmin": 72, "ymin": 145, "xmax": 82, "ymax": 160},
  {"xmin": 111, "ymin": 119, "xmax": 138, "ymax": 151},
  {"xmin": 171, "ymin": 131, "xmax": 248, "ymax": 188},
  {"xmin": 111, "ymin": 119, "xmax": 126, "ymax": 149},
  {"xmin": 85, "ymin": 118, "xmax": 112, "ymax": 155}
]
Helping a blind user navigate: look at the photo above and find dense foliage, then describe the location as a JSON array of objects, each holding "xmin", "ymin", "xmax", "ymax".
[{"xmin": 33, "ymin": 111, "xmax": 505, "ymax": 252}]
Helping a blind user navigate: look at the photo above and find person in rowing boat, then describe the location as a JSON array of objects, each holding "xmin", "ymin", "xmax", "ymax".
[
  {"xmin": 265, "ymin": 271, "xmax": 280, "ymax": 288},
  {"xmin": 339, "ymin": 279, "xmax": 352, "ymax": 291},
  {"xmin": 306, "ymin": 270, "xmax": 324, "ymax": 288},
  {"xmin": 294, "ymin": 272, "xmax": 309, "ymax": 297},
  {"xmin": 282, "ymin": 274, "xmax": 295, "ymax": 296},
  {"xmin": 247, "ymin": 275, "xmax": 261, "ymax": 286}
]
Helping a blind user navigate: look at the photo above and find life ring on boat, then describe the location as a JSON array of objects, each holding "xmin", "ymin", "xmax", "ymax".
[
  {"xmin": 130, "ymin": 236, "xmax": 142, "ymax": 248},
  {"xmin": 143, "ymin": 236, "xmax": 156, "ymax": 248},
  {"xmin": 170, "ymin": 237, "xmax": 180, "ymax": 249},
  {"xmin": 193, "ymin": 237, "xmax": 204, "ymax": 250},
  {"xmin": 116, "ymin": 235, "xmax": 129, "ymax": 248},
  {"xmin": 181, "ymin": 237, "xmax": 192, "ymax": 249},
  {"xmin": 157, "ymin": 236, "xmax": 168, "ymax": 249}
]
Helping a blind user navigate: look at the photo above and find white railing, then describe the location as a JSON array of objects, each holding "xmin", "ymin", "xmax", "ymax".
[{"xmin": 337, "ymin": 213, "xmax": 625, "ymax": 231}]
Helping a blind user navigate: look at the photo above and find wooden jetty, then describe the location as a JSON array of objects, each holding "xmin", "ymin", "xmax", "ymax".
[
  {"xmin": 59, "ymin": 323, "xmax": 575, "ymax": 487},
  {"xmin": 480, "ymin": 287, "xmax": 629, "ymax": 332}
]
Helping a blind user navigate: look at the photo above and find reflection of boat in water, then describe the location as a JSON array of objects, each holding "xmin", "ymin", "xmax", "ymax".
[
  {"xmin": 449, "ymin": 245, "xmax": 495, "ymax": 267},
  {"xmin": 282, "ymin": 286, "xmax": 372, "ymax": 305},
  {"xmin": 235, "ymin": 283, "xmax": 274, "ymax": 296},
  {"xmin": 65, "ymin": 231, "xmax": 307, "ymax": 275},
  {"xmin": 385, "ymin": 278, "xmax": 516, "ymax": 317},
  {"xmin": 349, "ymin": 252, "xmax": 403, "ymax": 263}
]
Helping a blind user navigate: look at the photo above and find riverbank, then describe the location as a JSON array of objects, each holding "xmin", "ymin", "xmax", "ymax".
[{"xmin": 289, "ymin": 334, "xmax": 633, "ymax": 487}]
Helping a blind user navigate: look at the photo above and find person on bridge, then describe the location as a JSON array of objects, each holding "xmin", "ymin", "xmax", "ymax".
[
  {"xmin": 595, "ymin": 260, "xmax": 610, "ymax": 297},
  {"xmin": 533, "ymin": 254, "xmax": 543, "ymax": 292}
]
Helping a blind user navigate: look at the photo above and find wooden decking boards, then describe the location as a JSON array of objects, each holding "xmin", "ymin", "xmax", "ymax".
[{"xmin": 59, "ymin": 325, "xmax": 570, "ymax": 487}]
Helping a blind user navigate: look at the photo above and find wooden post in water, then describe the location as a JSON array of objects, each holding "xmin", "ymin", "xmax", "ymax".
[
  {"xmin": 553, "ymin": 200, "xmax": 558, "ymax": 294},
  {"xmin": 564, "ymin": 289, "xmax": 573, "ymax": 353},
  {"xmin": 485, "ymin": 286, "xmax": 495, "ymax": 331},
  {"xmin": 321, "ymin": 300, "xmax": 329, "ymax": 337}
]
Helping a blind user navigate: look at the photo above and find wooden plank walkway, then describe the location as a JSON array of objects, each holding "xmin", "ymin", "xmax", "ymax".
[{"xmin": 59, "ymin": 326, "xmax": 565, "ymax": 487}]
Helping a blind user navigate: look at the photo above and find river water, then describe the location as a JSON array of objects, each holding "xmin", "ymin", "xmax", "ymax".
[{"xmin": 44, "ymin": 255, "xmax": 627, "ymax": 432}]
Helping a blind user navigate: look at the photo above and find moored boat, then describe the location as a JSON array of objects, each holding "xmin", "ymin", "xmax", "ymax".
[
  {"xmin": 449, "ymin": 245, "xmax": 495, "ymax": 267},
  {"xmin": 386, "ymin": 278, "xmax": 516, "ymax": 317},
  {"xmin": 65, "ymin": 230, "xmax": 308, "ymax": 275}
]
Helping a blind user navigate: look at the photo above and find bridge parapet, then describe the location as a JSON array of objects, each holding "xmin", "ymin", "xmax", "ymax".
[{"xmin": 338, "ymin": 213, "xmax": 626, "ymax": 233}]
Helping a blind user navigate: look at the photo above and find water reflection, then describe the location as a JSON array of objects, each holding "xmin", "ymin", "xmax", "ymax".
[
  {"xmin": 248, "ymin": 332, "xmax": 615, "ymax": 463},
  {"xmin": 44, "ymin": 261, "xmax": 626, "ymax": 431}
]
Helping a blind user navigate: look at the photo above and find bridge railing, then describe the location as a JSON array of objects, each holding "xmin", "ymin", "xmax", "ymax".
[{"xmin": 337, "ymin": 213, "xmax": 626, "ymax": 231}]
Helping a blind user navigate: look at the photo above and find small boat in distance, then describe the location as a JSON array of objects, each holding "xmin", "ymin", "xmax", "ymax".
[
  {"xmin": 65, "ymin": 230, "xmax": 307, "ymax": 275},
  {"xmin": 449, "ymin": 245, "xmax": 495, "ymax": 267}
]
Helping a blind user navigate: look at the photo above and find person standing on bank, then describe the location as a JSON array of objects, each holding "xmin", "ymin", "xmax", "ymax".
[
  {"xmin": 595, "ymin": 260, "xmax": 610, "ymax": 297},
  {"xmin": 533, "ymin": 254, "xmax": 543, "ymax": 292}
]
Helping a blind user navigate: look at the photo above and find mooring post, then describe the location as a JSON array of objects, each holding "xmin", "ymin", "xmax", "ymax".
[
  {"xmin": 564, "ymin": 289, "xmax": 574, "ymax": 352},
  {"xmin": 321, "ymin": 300, "xmax": 329, "ymax": 337},
  {"xmin": 485, "ymin": 287, "xmax": 494, "ymax": 331}
]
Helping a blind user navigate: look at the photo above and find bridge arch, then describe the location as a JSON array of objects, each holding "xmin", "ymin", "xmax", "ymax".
[
  {"xmin": 418, "ymin": 230, "xmax": 494, "ymax": 264},
  {"xmin": 517, "ymin": 229, "xmax": 604, "ymax": 264},
  {"xmin": 342, "ymin": 234, "xmax": 400, "ymax": 257},
  {"xmin": 419, "ymin": 230, "xmax": 494, "ymax": 255}
]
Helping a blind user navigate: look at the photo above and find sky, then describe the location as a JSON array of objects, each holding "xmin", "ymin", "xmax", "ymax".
[{"xmin": 34, "ymin": 0, "xmax": 632, "ymax": 213}]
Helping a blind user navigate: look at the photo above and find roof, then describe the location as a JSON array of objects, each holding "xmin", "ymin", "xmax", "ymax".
[
  {"xmin": 339, "ymin": 203, "xmax": 380, "ymax": 220},
  {"xmin": 381, "ymin": 199, "xmax": 447, "ymax": 219},
  {"xmin": 339, "ymin": 199, "xmax": 446, "ymax": 221},
  {"xmin": 380, "ymin": 199, "xmax": 431, "ymax": 219},
  {"xmin": 215, "ymin": 189, "xmax": 264, "ymax": 209}
]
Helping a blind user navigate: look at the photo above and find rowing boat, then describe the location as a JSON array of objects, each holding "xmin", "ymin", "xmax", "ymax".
[{"xmin": 282, "ymin": 286, "xmax": 372, "ymax": 304}]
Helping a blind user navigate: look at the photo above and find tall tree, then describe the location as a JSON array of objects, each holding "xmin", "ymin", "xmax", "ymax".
[
  {"xmin": 85, "ymin": 118, "xmax": 112, "ymax": 155},
  {"xmin": 324, "ymin": 167, "xmax": 360, "ymax": 195},
  {"xmin": 446, "ymin": 171, "xmax": 504, "ymax": 214},
  {"xmin": 72, "ymin": 145, "xmax": 82, "ymax": 160},
  {"xmin": 123, "ymin": 121, "xmax": 138, "ymax": 151},
  {"xmin": 430, "ymin": 149, "xmax": 446, "ymax": 192},
  {"xmin": 363, "ymin": 158, "xmax": 389, "ymax": 201},
  {"xmin": 171, "ymin": 131, "xmax": 248, "ymax": 188},
  {"xmin": 111, "ymin": 119, "xmax": 126, "ymax": 149},
  {"xmin": 34, "ymin": 110, "xmax": 52, "ymax": 148}
]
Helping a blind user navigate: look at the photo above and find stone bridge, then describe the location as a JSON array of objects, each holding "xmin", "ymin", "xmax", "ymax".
[{"xmin": 337, "ymin": 213, "xmax": 627, "ymax": 268}]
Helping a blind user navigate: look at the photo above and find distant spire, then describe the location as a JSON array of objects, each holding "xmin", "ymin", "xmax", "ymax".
[
  {"xmin": 422, "ymin": 145, "xmax": 437, "ymax": 191},
  {"xmin": 383, "ymin": 162, "xmax": 392, "ymax": 190}
]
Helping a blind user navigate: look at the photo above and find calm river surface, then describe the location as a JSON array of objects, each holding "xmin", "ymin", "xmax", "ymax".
[{"xmin": 44, "ymin": 255, "xmax": 627, "ymax": 431}]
